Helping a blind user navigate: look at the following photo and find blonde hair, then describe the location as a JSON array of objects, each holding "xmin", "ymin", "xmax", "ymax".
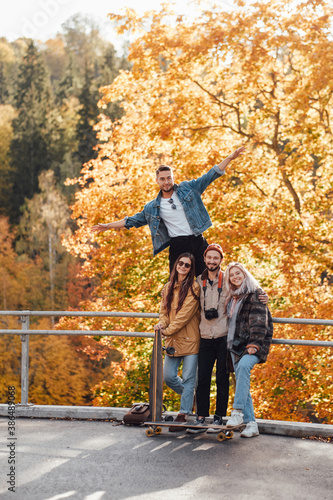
[{"xmin": 224, "ymin": 262, "xmax": 261, "ymax": 294}]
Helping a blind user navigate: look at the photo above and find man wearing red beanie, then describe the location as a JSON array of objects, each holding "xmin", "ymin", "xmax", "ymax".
[{"xmin": 188, "ymin": 243, "xmax": 268, "ymax": 433}]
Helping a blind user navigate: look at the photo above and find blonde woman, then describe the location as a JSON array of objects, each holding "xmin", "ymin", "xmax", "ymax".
[{"xmin": 224, "ymin": 262, "xmax": 273, "ymax": 438}]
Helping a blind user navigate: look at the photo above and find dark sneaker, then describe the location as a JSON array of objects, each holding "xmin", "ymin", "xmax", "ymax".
[
  {"xmin": 169, "ymin": 413, "xmax": 187, "ymax": 432},
  {"xmin": 186, "ymin": 417, "xmax": 207, "ymax": 434},
  {"xmin": 206, "ymin": 415, "xmax": 223, "ymax": 433}
]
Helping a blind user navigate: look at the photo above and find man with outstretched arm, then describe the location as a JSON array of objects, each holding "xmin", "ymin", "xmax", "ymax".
[
  {"xmin": 91, "ymin": 147, "xmax": 245, "ymax": 276},
  {"xmin": 187, "ymin": 243, "xmax": 268, "ymax": 435}
]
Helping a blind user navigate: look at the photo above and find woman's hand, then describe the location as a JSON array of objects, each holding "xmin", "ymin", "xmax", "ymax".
[
  {"xmin": 154, "ymin": 323, "xmax": 164, "ymax": 333},
  {"xmin": 258, "ymin": 293, "xmax": 269, "ymax": 304}
]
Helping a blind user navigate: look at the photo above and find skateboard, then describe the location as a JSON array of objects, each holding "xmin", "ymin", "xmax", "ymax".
[
  {"xmin": 145, "ymin": 330, "xmax": 245, "ymax": 442},
  {"xmin": 144, "ymin": 421, "xmax": 246, "ymax": 441}
]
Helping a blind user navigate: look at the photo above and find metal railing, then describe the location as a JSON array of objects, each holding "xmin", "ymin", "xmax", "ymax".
[{"xmin": 0, "ymin": 310, "xmax": 332, "ymax": 406}]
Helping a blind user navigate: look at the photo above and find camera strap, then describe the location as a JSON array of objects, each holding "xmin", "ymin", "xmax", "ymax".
[{"xmin": 203, "ymin": 270, "xmax": 223, "ymax": 310}]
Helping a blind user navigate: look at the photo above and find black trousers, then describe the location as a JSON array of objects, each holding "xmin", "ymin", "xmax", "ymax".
[
  {"xmin": 196, "ymin": 337, "xmax": 230, "ymax": 418},
  {"xmin": 169, "ymin": 234, "xmax": 208, "ymax": 277}
]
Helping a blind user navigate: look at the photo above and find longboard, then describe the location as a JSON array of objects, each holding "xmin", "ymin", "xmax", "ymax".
[
  {"xmin": 144, "ymin": 421, "xmax": 246, "ymax": 442},
  {"xmin": 146, "ymin": 330, "xmax": 243, "ymax": 442},
  {"xmin": 148, "ymin": 328, "xmax": 163, "ymax": 422}
]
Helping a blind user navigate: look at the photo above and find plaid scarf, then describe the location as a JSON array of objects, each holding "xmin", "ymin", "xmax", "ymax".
[
  {"xmin": 231, "ymin": 280, "xmax": 248, "ymax": 297},
  {"xmin": 225, "ymin": 281, "xmax": 248, "ymax": 314}
]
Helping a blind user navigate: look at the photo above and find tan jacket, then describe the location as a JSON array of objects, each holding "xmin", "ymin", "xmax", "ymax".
[
  {"xmin": 159, "ymin": 281, "xmax": 201, "ymax": 356},
  {"xmin": 197, "ymin": 270, "xmax": 228, "ymax": 339}
]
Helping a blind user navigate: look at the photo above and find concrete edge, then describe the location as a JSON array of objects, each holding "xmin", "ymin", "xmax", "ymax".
[
  {"xmin": 255, "ymin": 418, "xmax": 333, "ymax": 438},
  {"xmin": 0, "ymin": 404, "xmax": 126, "ymax": 421},
  {"xmin": 0, "ymin": 405, "xmax": 332, "ymax": 438}
]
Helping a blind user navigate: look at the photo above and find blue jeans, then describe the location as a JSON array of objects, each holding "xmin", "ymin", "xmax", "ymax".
[
  {"xmin": 163, "ymin": 354, "xmax": 198, "ymax": 414},
  {"xmin": 231, "ymin": 353, "xmax": 260, "ymax": 423}
]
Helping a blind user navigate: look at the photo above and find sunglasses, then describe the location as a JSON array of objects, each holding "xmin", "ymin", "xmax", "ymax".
[
  {"xmin": 177, "ymin": 261, "xmax": 191, "ymax": 269},
  {"xmin": 168, "ymin": 198, "xmax": 177, "ymax": 210}
]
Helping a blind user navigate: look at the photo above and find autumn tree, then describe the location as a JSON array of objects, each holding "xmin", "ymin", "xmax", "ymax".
[
  {"xmin": 0, "ymin": 217, "xmax": 98, "ymax": 405},
  {"xmin": 63, "ymin": 0, "xmax": 333, "ymax": 422},
  {"xmin": 0, "ymin": 39, "xmax": 15, "ymax": 104},
  {"xmin": 0, "ymin": 23, "xmax": 131, "ymax": 406},
  {"xmin": 0, "ymin": 217, "xmax": 53, "ymax": 311},
  {"xmin": 0, "ymin": 218, "xmax": 25, "ymax": 311},
  {"xmin": 0, "ymin": 38, "xmax": 27, "ymax": 106},
  {"xmin": 61, "ymin": 14, "xmax": 100, "ymax": 73},
  {"xmin": 42, "ymin": 37, "xmax": 68, "ymax": 87},
  {"xmin": 9, "ymin": 41, "xmax": 52, "ymax": 221},
  {"xmin": 0, "ymin": 322, "xmax": 91, "ymax": 406},
  {"xmin": 75, "ymin": 66, "xmax": 99, "ymax": 167},
  {"xmin": 17, "ymin": 170, "xmax": 71, "ymax": 309},
  {"xmin": 0, "ymin": 104, "xmax": 16, "ymax": 215}
]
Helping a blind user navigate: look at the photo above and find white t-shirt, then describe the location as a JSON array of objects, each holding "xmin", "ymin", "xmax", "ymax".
[{"xmin": 159, "ymin": 192, "xmax": 194, "ymax": 237}]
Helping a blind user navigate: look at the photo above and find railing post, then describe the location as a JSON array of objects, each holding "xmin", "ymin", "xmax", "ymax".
[{"xmin": 20, "ymin": 313, "xmax": 30, "ymax": 405}]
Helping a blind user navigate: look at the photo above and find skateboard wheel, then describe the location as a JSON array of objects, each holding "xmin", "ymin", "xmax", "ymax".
[
  {"xmin": 155, "ymin": 426, "xmax": 162, "ymax": 435},
  {"xmin": 217, "ymin": 432, "xmax": 227, "ymax": 442},
  {"xmin": 146, "ymin": 428, "xmax": 154, "ymax": 437},
  {"xmin": 165, "ymin": 416, "xmax": 174, "ymax": 422},
  {"xmin": 226, "ymin": 430, "xmax": 234, "ymax": 439}
]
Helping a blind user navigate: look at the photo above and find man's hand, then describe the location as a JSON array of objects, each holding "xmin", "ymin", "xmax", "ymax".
[
  {"xmin": 228, "ymin": 146, "xmax": 246, "ymax": 161},
  {"xmin": 91, "ymin": 223, "xmax": 110, "ymax": 233},
  {"xmin": 259, "ymin": 293, "xmax": 269, "ymax": 305},
  {"xmin": 247, "ymin": 347, "xmax": 258, "ymax": 355},
  {"xmin": 217, "ymin": 146, "xmax": 246, "ymax": 172},
  {"xmin": 91, "ymin": 220, "xmax": 125, "ymax": 233}
]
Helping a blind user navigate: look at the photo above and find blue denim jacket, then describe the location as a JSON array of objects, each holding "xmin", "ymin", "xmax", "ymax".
[{"xmin": 124, "ymin": 165, "xmax": 225, "ymax": 255}]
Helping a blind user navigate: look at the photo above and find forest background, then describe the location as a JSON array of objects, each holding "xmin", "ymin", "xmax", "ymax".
[{"xmin": 1, "ymin": 0, "xmax": 332, "ymax": 424}]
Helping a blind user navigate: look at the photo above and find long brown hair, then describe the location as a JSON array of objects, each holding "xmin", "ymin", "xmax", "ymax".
[{"xmin": 164, "ymin": 253, "xmax": 199, "ymax": 315}]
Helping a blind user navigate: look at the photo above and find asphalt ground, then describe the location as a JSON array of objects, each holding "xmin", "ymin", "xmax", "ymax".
[{"xmin": 0, "ymin": 418, "xmax": 332, "ymax": 500}]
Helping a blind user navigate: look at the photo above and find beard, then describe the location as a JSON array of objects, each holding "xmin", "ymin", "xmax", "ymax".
[
  {"xmin": 162, "ymin": 186, "xmax": 174, "ymax": 193},
  {"xmin": 207, "ymin": 264, "xmax": 220, "ymax": 273}
]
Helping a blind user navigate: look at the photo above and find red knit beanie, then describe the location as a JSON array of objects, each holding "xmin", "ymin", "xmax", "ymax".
[{"xmin": 204, "ymin": 243, "xmax": 224, "ymax": 259}]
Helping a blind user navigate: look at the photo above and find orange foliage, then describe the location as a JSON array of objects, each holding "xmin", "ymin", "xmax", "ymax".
[
  {"xmin": 0, "ymin": 218, "xmax": 100, "ymax": 406},
  {"xmin": 63, "ymin": 0, "xmax": 333, "ymax": 422}
]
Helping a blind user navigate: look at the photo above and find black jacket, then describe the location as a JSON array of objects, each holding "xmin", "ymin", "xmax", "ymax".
[{"xmin": 230, "ymin": 289, "xmax": 273, "ymax": 364}]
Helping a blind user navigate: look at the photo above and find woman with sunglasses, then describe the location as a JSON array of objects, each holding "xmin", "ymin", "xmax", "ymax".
[
  {"xmin": 224, "ymin": 262, "xmax": 273, "ymax": 437},
  {"xmin": 154, "ymin": 253, "xmax": 200, "ymax": 430}
]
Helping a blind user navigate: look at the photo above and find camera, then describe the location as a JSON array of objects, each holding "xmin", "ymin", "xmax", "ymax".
[
  {"xmin": 230, "ymin": 339, "xmax": 246, "ymax": 357},
  {"xmin": 204, "ymin": 308, "xmax": 219, "ymax": 320},
  {"xmin": 163, "ymin": 346, "xmax": 175, "ymax": 356}
]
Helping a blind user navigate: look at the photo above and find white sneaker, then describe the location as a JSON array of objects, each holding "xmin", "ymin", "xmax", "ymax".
[
  {"xmin": 226, "ymin": 409, "xmax": 244, "ymax": 427},
  {"xmin": 241, "ymin": 421, "xmax": 259, "ymax": 438}
]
